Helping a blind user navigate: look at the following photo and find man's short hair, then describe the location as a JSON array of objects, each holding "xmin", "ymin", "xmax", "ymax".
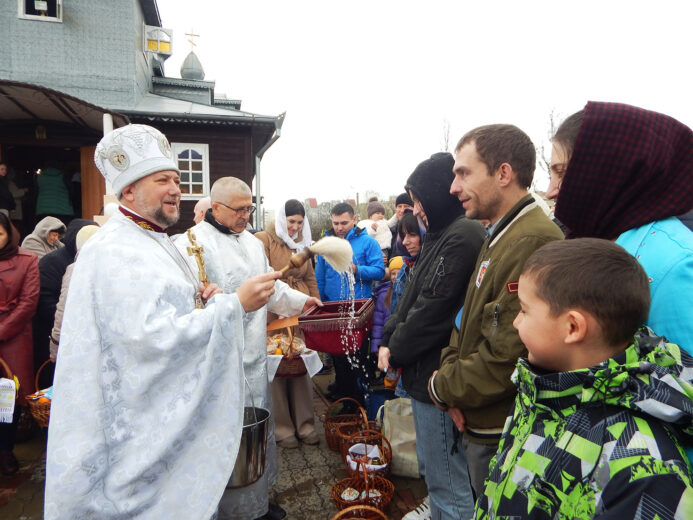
[
  {"xmin": 455, "ymin": 124, "xmax": 536, "ymax": 189},
  {"xmin": 331, "ymin": 202, "xmax": 354, "ymax": 217},
  {"xmin": 210, "ymin": 177, "xmax": 251, "ymax": 202},
  {"xmin": 522, "ymin": 238, "xmax": 650, "ymax": 347}
]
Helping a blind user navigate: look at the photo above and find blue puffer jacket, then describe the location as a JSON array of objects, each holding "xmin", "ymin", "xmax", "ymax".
[
  {"xmin": 315, "ymin": 226, "xmax": 385, "ymax": 301},
  {"xmin": 371, "ymin": 280, "xmax": 391, "ymax": 352}
]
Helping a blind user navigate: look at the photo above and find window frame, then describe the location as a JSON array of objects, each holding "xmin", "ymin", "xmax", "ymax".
[
  {"xmin": 18, "ymin": 0, "xmax": 63, "ymax": 22},
  {"xmin": 171, "ymin": 142, "xmax": 210, "ymax": 201}
]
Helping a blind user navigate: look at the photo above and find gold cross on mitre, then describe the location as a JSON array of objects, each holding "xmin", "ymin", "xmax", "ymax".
[
  {"xmin": 186, "ymin": 229, "xmax": 210, "ymax": 308},
  {"xmin": 185, "ymin": 29, "xmax": 200, "ymax": 51}
]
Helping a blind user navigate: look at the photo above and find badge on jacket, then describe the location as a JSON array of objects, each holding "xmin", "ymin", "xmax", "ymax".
[{"xmin": 476, "ymin": 259, "xmax": 490, "ymax": 288}]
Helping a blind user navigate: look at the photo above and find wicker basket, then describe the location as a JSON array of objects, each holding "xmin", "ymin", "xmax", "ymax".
[
  {"xmin": 26, "ymin": 359, "xmax": 51, "ymax": 428},
  {"xmin": 341, "ymin": 429, "xmax": 393, "ymax": 478},
  {"xmin": 331, "ymin": 504, "xmax": 389, "ymax": 520},
  {"xmin": 334, "ymin": 407, "xmax": 373, "ymax": 454},
  {"xmin": 331, "ymin": 460, "xmax": 394, "ymax": 514},
  {"xmin": 322, "ymin": 398, "xmax": 367, "ymax": 452},
  {"xmin": 268, "ymin": 319, "xmax": 308, "ymax": 378}
]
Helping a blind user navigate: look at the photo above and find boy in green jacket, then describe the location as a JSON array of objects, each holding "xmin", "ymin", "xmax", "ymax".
[{"xmin": 474, "ymin": 238, "xmax": 693, "ymax": 519}]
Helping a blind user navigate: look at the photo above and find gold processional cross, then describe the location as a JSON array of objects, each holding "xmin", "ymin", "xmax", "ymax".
[{"xmin": 186, "ymin": 229, "xmax": 210, "ymax": 309}]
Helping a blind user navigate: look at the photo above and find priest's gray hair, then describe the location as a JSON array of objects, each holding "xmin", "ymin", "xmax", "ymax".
[{"xmin": 210, "ymin": 177, "xmax": 251, "ymax": 203}]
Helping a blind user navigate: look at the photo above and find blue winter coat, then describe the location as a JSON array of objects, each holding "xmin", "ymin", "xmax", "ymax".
[
  {"xmin": 371, "ymin": 280, "xmax": 391, "ymax": 352},
  {"xmin": 315, "ymin": 226, "xmax": 385, "ymax": 302}
]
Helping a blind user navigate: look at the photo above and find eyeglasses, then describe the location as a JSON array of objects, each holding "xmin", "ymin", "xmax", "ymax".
[{"xmin": 215, "ymin": 201, "xmax": 256, "ymax": 216}]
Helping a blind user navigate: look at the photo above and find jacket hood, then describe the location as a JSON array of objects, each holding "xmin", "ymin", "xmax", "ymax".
[
  {"xmin": 32, "ymin": 216, "xmax": 66, "ymax": 243},
  {"xmin": 513, "ymin": 327, "xmax": 693, "ymax": 433},
  {"xmin": 62, "ymin": 219, "xmax": 98, "ymax": 257},
  {"xmin": 405, "ymin": 152, "xmax": 464, "ymax": 233},
  {"xmin": 555, "ymin": 101, "xmax": 693, "ymax": 239}
]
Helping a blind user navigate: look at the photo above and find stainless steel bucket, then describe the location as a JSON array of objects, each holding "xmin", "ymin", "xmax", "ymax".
[{"xmin": 227, "ymin": 406, "xmax": 271, "ymax": 488}]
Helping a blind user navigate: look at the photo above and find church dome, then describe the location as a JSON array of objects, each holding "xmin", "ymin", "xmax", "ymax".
[{"xmin": 180, "ymin": 51, "xmax": 205, "ymax": 80}]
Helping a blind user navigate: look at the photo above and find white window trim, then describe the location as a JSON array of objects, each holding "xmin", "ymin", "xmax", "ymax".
[
  {"xmin": 17, "ymin": 0, "xmax": 63, "ymax": 22},
  {"xmin": 172, "ymin": 142, "xmax": 210, "ymax": 201}
]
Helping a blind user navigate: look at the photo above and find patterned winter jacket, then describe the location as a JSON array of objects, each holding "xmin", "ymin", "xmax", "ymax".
[{"xmin": 475, "ymin": 328, "xmax": 693, "ymax": 520}]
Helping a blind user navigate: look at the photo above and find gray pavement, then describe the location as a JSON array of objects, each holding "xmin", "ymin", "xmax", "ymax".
[{"xmin": 0, "ymin": 373, "xmax": 427, "ymax": 519}]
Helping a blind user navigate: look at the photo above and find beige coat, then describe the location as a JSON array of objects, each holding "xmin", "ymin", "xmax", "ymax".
[{"xmin": 255, "ymin": 223, "xmax": 319, "ymax": 322}]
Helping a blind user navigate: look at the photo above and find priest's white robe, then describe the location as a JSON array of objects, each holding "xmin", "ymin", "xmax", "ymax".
[
  {"xmin": 45, "ymin": 211, "xmax": 246, "ymax": 520},
  {"xmin": 175, "ymin": 222, "xmax": 308, "ymax": 519}
]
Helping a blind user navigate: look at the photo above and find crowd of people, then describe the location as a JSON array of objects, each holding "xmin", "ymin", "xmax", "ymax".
[{"xmin": 0, "ymin": 100, "xmax": 691, "ymax": 520}]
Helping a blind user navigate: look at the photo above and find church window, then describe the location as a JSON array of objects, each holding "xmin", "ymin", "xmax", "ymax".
[
  {"xmin": 18, "ymin": 0, "xmax": 63, "ymax": 22},
  {"xmin": 172, "ymin": 143, "xmax": 210, "ymax": 200},
  {"xmin": 144, "ymin": 26, "xmax": 173, "ymax": 56}
]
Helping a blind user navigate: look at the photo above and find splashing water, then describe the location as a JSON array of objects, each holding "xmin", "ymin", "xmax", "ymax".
[{"xmin": 309, "ymin": 236, "xmax": 353, "ymax": 273}]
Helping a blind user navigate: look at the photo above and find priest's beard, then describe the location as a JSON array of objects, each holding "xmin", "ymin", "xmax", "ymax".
[
  {"xmin": 134, "ymin": 191, "xmax": 180, "ymax": 228},
  {"xmin": 153, "ymin": 206, "xmax": 180, "ymax": 228}
]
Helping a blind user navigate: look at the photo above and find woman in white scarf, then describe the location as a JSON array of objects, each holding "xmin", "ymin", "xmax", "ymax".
[{"xmin": 255, "ymin": 200, "xmax": 320, "ymax": 448}]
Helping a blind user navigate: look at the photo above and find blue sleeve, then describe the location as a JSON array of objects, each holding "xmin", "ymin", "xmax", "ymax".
[
  {"xmin": 315, "ymin": 256, "xmax": 327, "ymax": 301},
  {"xmin": 355, "ymin": 238, "xmax": 385, "ymax": 282},
  {"xmin": 647, "ymin": 253, "xmax": 693, "ymax": 353}
]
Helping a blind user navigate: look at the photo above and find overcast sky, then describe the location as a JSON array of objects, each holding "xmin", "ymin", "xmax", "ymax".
[{"xmin": 157, "ymin": 0, "xmax": 693, "ymax": 211}]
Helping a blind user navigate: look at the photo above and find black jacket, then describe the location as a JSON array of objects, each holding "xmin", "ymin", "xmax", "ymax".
[{"xmin": 382, "ymin": 215, "xmax": 485, "ymax": 402}]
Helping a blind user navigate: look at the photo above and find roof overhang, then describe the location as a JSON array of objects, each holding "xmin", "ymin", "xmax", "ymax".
[
  {"xmin": 0, "ymin": 79, "xmax": 130, "ymax": 133},
  {"xmin": 119, "ymin": 93, "xmax": 282, "ymax": 156}
]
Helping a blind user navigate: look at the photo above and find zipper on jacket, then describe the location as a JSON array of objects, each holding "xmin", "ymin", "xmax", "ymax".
[{"xmin": 492, "ymin": 304, "xmax": 500, "ymax": 328}]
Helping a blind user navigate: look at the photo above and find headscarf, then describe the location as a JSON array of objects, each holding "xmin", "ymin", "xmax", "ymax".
[
  {"xmin": 555, "ymin": 101, "xmax": 693, "ymax": 239},
  {"xmin": 0, "ymin": 212, "xmax": 19, "ymax": 261},
  {"xmin": 274, "ymin": 201, "xmax": 312, "ymax": 252}
]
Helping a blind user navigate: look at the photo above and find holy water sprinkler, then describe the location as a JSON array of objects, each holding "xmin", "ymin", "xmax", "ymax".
[{"xmin": 279, "ymin": 236, "xmax": 353, "ymax": 275}]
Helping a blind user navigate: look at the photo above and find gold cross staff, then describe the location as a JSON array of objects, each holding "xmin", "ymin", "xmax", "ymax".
[{"xmin": 186, "ymin": 229, "xmax": 210, "ymax": 300}]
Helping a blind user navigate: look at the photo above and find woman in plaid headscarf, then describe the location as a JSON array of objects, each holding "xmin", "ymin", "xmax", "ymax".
[{"xmin": 549, "ymin": 101, "xmax": 693, "ymax": 352}]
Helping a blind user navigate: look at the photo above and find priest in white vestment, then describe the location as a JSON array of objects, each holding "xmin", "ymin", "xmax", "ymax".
[
  {"xmin": 45, "ymin": 125, "xmax": 282, "ymax": 520},
  {"xmin": 175, "ymin": 177, "xmax": 320, "ymax": 520}
]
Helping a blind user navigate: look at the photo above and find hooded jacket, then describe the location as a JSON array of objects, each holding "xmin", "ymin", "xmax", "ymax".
[
  {"xmin": 382, "ymin": 153, "xmax": 486, "ymax": 403},
  {"xmin": 474, "ymin": 328, "xmax": 693, "ymax": 520},
  {"xmin": 315, "ymin": 226, "xmax": 384, "ymax": 301},
  {"xmin": 21, "ymin": 216, "xmax": 65, "ymax": 259},
  {"xmin": 34, "ymin": 219, "xmax": 97, "ymax": 376}
]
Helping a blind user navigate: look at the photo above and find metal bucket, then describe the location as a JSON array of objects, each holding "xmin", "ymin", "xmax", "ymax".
[{"xmin": 227, "ymin": 406, "xmax": 271, "ymax": 488}]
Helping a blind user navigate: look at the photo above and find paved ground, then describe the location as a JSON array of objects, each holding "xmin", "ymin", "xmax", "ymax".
[{"xmin": 0, "ymin": 371, "xmax": 427, "ymax": 519}]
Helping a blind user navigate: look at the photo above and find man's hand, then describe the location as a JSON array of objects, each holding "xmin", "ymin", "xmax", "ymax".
[
  {"xmin": 427, "ymin": 370, "xmax": 448, "ymax": 411},
  {"xmin": 302, "ymin": 297, "xmax": 323, "ymax": 313},
  {"xmin": 236, "ymin": 271, "xmax": 282, "ymax": 312},
  {"xmin": 351, "ymin": 263, "xmax": 357, "ymax": 274},
  {"xmin": 378, "ymin": 346, "xmax": 391, "ymax": 371},
  {"xmin": 199, "ymin": 283, "xmax": 222, "ymax": 304},
  {"xmin": 448, "ymin": 407, "xmax": 466, "ymax": 432}
]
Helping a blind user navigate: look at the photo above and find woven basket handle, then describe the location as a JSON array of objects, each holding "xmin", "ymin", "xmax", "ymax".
[
  {"xmin": 331, "ymin": 504, "xmax": 388, "ymax": 519},
  {"xmin": 35, "ymin": 359, "xmax": 51, "ymax": 392},
  {"xmin": 0, "ymin": 357, "xmax": 14, "ymax": 381},
  {"xmin": 326, "ymin": 397, "xmax": 363, "ymax": 416}
]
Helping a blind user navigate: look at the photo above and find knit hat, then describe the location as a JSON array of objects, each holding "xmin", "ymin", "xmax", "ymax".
[
  {"xmin": 395, "ymin": 192, "xmax": 413, "ymax": 207},
  {"xmin": 75, "ymin": 225, "xmax": 100, "ymax": 251},
  {"xmin": 367, "ymin": 200, "xmax": 386, "ymax": 217},
  {"xmin": 94, "ymin": 124, "xmax": 179, "ymax": 196},
  {"xmin": 405, "ymin": 152, "xmax": 463, "ymax": 233},
  {"xmin": 388, "ymin": 256, "xmax": 404, "ymax": 271}
]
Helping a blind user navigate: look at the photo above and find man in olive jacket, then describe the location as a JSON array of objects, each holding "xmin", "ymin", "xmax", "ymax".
[
  {"xmin": 427, "ymin": 124, "xmax": 563, "ymax": 496},
  {"xmin": 378, "ymin": 152, "xmax": 486, "ymax": 520}
]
